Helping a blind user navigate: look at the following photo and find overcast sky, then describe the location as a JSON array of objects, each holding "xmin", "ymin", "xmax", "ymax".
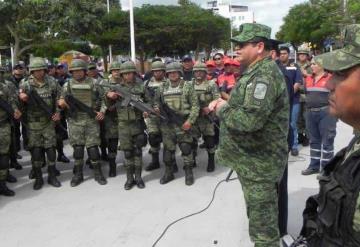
[{"xmin": 121, "ymin": 0, "xmax": 307, "ymax": 36}]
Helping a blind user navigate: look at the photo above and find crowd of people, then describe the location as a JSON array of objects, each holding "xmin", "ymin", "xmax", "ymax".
[{"xmin": 1, "ymin": 21, "xmax": 360, "ymax": 247}]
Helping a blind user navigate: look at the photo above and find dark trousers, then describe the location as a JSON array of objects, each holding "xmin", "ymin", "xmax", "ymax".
[{"xmin": 278, "ymin": 163, "xmax": 288, "ymax": 236}]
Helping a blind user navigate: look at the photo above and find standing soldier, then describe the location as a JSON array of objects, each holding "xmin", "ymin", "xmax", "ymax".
[
  {"xmin": 0, "ymin": 66, "xmax": 22, "ymax": 196},
  {"xmin": 58, "ymin": 59, "xmax": 107, "ymax": 187},
  {"xmin": 144, "ymin": 60, "xmax": 167, "ymax": 171},
  {"xmin": 192, "ymin": 62, "xmax": 220, "ymax": 172},
  {"xmin": 105, "ymin": 61, "xmax": 147, "ymax": 190},
  {"xmin": 156, "ymin": 62, "xmax": 199, "ymax": 185},
  {"xmin": 101, "ymin": 61, "xmax": 122, "ymax": 177},
  {"xmin": 19, "ymin": 57, "xmax": 62, "ymax": 190}
]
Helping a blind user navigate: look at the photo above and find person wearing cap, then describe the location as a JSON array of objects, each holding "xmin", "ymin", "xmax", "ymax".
[
  {"xmin": 300, "ymin": 59, "xmax": 336, "ymax": 176},
  {"xmin": 182, "ymin": 55, "xmax": 194, "ymax": 81},
  {"xmin": 19, "ymin": 57, "xmax": 63, "ymax": 190},
  {"xmin": 58, "ymin": 59, "xmax": 107, "ymax": 187},
  {"xmin": 279, "ymin": 46, "xmax": 303, "ymax": 156},
  {"xmin": 212, "ymin": 52, "xmax": 224, "ymax": 76},
  {"xmin": 210, "ymin": 23, "xmax": 289, "ymax": 247},
  {"xmin": 297, "ymin": 49, "xmax": 312, "ymax": 147},
  {"xmin": 293, "ymin": 24, "xmax": 360, "ymax": 247},
  {"xmin": 143, "ymin": 60, "xmax": 167, "ymax": 172},
  {"xmin": 205, "ymin": 60, "xmax": 217, "ymax": 80},
  {"xmin": 217, "ymin": 58, "xmax": 236, "ymax": 100},
  {"xmin": 55, "ymin": 63, "xmax": 70, "ymax": 87}
]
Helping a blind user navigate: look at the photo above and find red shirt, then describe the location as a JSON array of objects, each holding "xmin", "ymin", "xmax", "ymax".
[{"xmin": 217, "ymin": 73, "xmax": 236, "ymax": 92}]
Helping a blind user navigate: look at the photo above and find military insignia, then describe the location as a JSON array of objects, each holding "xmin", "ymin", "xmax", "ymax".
[{"xmin": 253, "ymin": 83, "xmax": 267, "ymax": 100}]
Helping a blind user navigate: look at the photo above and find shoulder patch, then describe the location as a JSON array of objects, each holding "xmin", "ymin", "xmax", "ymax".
[{"xmin": 253, "ymin": 83, "xmax": 268, "ymax": 100}]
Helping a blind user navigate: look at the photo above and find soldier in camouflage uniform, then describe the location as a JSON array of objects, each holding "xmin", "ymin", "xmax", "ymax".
[
  {"xmin": 101, "ymin": 61, "xmax": 122, "ymax": 177},
  {"xmin": 144, "ymin": 61, "xmax": 167, "ymax": 171},
  {"xmin": 58, "ymin": 59, "xmax": 107, "ymax": 187},
  {"xmin": 297, "ymin": 49, "xmax": 312, "ymax": 146},
  {"xmin": 105, "ymin": 61, "xmax": 147, "ymax": 190},
  {"xmin": 19, "ymin": 57, "xmax": 62, "ymax": 190},
  {"xmin": 155, "ymin": 62, "xmax": 199, "ymax": 186},
  {"xmin": 192, "ymin": 62, "xmax": 220, "ymax": 172},
  {"xmin": 0, "ymin": 67, "xmax": 22, "ymax": 196},
  {"xmin": 211, "ymin": 23, "xmax": 289, "ymax": 246}
]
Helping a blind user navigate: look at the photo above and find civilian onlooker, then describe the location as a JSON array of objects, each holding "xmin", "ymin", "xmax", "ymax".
[
  {"xmin": 279, "ymin": 46, "xmax": 303, "ymax": 156},
  {"xmin": 182, "ymin": 55, "xmax": 193, "ymax": 81},
  {"xmin": 212, "ymin": 52, "xmax": 224, "ymax": 77},
  {"xmin": 217, "ymin": 58, "xmax": 236, "ymax": 101},
  {"xmin": 301, "ymin": 59, "xmax": 337, "ymax": 175},
  {"xmin": 205, "ymin": 60, "xmax": 217, "ymax": 80},
  {"xmin": 55, "ymin": 63, "xmax": 70, "ymax": 87}
]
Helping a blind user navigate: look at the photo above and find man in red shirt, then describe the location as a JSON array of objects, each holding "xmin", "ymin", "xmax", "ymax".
[{"xmin": 217, "ymin": 58, "xmax": 236, "ymax": 100}]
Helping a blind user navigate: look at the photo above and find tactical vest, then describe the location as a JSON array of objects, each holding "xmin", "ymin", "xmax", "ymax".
[
  {"xmin": 0, "ymin": 82, "xmax": 10, "ymax": 122},
  {"xmin": 162, "ymin": 80, "xmax": 191, "ymax": 117},
  {"xmin": 106, "ymin": 79, "xmax": 120, "ymax": 120},
  {"xmin": 193, "ymin": 80, "xmax": 215, "ymax": 108},
  {"xmin": 303, "ymin": 136, "xmax": 360, "ymax": 246},
  {"xmin": 116, "ymin": 81, "xmax": 143, "ymax": 121},
  {"xmin": 68, "ymin": 77, "xmax": 95, "ymax": 108}
]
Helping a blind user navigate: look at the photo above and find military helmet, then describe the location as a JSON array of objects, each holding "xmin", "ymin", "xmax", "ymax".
[
  {"xmin": 88, "ymin": 62, "xmax": 96, "ymax": 70},
  {"xmin": 109, "ymin": 61, "xmax": 122, "ymax": 72},
  {"xmin": 69, "ymin": 59, "xmax": 88, "ymax": 72},
  {"xmin": 193, "ymin": 62, "xmax": 207, "ymax": 72},
  {"xmin": 165, "ymin": 62, "xmax": 183, "ymax": 74},
  {"xmin": 120, "ymin": 61, "xmax": 137, "ymax": 74},
  {"xmin": 28, "ymin": 57, "xmax": 47, "ymax": 72},
  {"xmin": 151, "ymin": 61, "xmax": 166, "ymax": 71},
  {"xmin": 297, "ymin": 49, "xmax": 310, "ymax": 56}
]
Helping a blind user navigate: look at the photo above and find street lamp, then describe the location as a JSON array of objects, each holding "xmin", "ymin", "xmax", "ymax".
[{"xmin": 129, "ymin": 0, "xmax": 136, "ymax": 62}]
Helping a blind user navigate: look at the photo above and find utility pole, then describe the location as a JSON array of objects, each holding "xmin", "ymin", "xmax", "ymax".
[
  {"xmin": 129, "ymin": 0, "xmax": 136, "ymax": 62},
  {"xmin": 229, "ymin": 0, "xmax": 233, "ymax": 57},
  {"xmin": 107, "ymin": 0, "xmax": 113, "ymax": 64}
]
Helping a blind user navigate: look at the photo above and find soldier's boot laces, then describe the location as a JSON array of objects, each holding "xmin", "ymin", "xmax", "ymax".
[
  {"xmin": 124, "ymin": 167, "xmax": 135, "ymax": 190},
  {"xmin": 94, "ymin": 164, "xmax": 107, "ymax": 185},
  {"xmin": 6, "ymin": 172, "xmax": 17, "ymax": 183},
  {"xmin": 33, "ymin": 167, "xmax": 44, "ymax": 190},
  {"xmin": 47, "ymin": 166, "xmax": 61, "ymax": 188},
  {"xmin": 172, "ymin": 160, "xmax": 179, "ymax": 173},
  {"xmin": 0, "ymin": 181, "xmax": 15, "ymax": 197},
  {"xmin": 160, "ymin": 164, "xmax": 174, "ymax": 184},
  {"xmin": 184, "ymin": 166, "xmax": 194, "ymax": 186},
  {"xmin": 207, "ymin": 153, "xmax": 215, "ymax": 173},
  {"xmin": 134, "ymin": 167, "xmax": 145, "ymax": 189},
  {"xmin": 71, "ymin": 165, "xmax": 84, "ymax": 187},
  {"xmin": 145, "ymin": 152, "xmax": 160, "ymax": 171},
  {"xmin": 108, "ymin": 159, "xmax": 117, "ymax": 177}
]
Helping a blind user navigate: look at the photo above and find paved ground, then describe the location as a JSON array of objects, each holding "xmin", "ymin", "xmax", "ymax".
[{"xmin": 0, "ymin": 121, "xmax": 354, "ymax": 247}]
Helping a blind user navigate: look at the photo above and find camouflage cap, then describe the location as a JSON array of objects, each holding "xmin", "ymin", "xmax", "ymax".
[
  {"xmin": 315, "ymin": 24, "xmax": 360, "ymax": 71},
  {"xmin": 231, "ymin": 23, "xmax": 271, "ymax": 44},
  {"xmin": 297, "ymin": 49, "xmax": 310, "ymax": 55},
  {"xmin": 88, "ymin": 62, "xmax": 97, "ymax": 70}
]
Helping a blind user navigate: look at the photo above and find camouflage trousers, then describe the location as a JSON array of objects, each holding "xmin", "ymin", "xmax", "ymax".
[
  {"xmin": 237, "ymin": 170, "xmax": 281, "ymax": 247},
  {"xmin": 68, "ymin": 116, "xmax": 100, "ymax": 148},
  {"xmin": 0, "ymin": 122, "xmax": 11, "ymax": 180},
  {"xmin": 193, "ymin": 116, "xmax": 216, "ymax": 154},
  {"xmin": 161, "ymin": 123, "xmax": 194, "ymax": 167},
  {"xmin": 28, "ymin": 121, "xmax": 56, "ymax": 149},
  {"xmin": 145, "ymin": 116, "xmax": 162, "ymax": 153}
]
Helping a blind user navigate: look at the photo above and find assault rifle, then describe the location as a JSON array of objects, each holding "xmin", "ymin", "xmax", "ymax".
[
  {"xmin": 102, "ymin": 84, "xmax": 166, "ymax": 120},
  {"xmin": 0, "ymin": 97, "xmax": 26, "ymax": 127},
  {"xmin": 28, "ymin": 89, "xmax": 67, "ymax": 132},
  {"xmin": 64, "ymin": 94, "xmax": 97, "ymax": 119}
]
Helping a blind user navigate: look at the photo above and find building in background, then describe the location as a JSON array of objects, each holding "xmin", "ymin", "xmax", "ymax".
[{"xmin": 203, "ymin": 0, "xmax": 254, "ymax": 29}]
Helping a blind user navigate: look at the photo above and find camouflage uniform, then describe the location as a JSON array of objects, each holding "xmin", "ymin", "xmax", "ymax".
[
  {"xmin": 61, "ymin": 59, "xmax": 107, "ymax": 187},
  {"xmin": 20, "ymin": 57, "xmax": 62, "ymax": 190},
  {"xmin": 216, "ymin": 24, "xmax": 289, "ymax": 247},
  {"xmin": 0, "ymin": 72, "xmax": 19, "ymax": 196},
  {"xmin": 109, "ymin": 61, "xmax": 147, "ymax": 190},
  {"xmin": 192, "ymin": 62, "xmax": 220, "ymax": 172},
  {"xmin": 144, "ymin": 61, "xmax": 167, "ymax": 171},
  {"xmin": 156, "ymin": 62, "xmax": 200, "ymax": 186}
]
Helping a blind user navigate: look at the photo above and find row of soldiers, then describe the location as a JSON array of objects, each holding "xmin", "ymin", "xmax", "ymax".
[{"xmin": 0, "ymin": 57, "xmax": 220, "ymax": 196}]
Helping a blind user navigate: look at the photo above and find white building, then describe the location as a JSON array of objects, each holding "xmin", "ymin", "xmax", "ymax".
[{"xmin": 203, "ymin": 0, "xmax": 254, "ymax": 29}]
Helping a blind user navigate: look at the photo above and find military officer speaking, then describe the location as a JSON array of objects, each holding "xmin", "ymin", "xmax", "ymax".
[{"xmin": 210, "ymin": 23, "xmax": 290, "ymax": 247}]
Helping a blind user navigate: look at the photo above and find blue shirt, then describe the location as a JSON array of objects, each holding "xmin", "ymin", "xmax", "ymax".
[{"xmin": 283, "ymin": 62, "xmax": 303, "ymax": 104}]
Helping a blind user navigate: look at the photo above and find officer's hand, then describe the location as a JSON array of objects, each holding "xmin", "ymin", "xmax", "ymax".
[
  {"xmin": 13, "ymin": 109, "xmax": 22, "ymax": 120},
  {"xmin": 96, "ymin": 112, "xmax": 105, "ymax": 121},
  {"xmin": 107, "ymin": 91, "xmax": 118, "ymax": 100},
  {"xmin": 58, "ymin": 99, "xmax": 69, "ymax": 109},
  {"xmin": 143, "ymin": 112, "xmax": 149, "ymax": 118},
  {"xmin": 19, "ymin": 90, "xmax": 29, "ymax": 102},
  {"xmin": 201, "ymin": 107, "xmax": 211, "ymax": 115},
  {"xmin": 52, "ymin": 113, "xmax": 60, "ymax": 122},
  {"xmin": 182, "ymin": 121, "xmax": 192, "ymax": 131}
]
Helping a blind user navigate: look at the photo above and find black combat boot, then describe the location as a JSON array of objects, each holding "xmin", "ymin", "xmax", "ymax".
[
  {"xmin": 101, "ymin": 147, "xmax": 109, "ymax": 161},
  {"xmin": 71, "ymin": 165, "xmax": 84, "ymax": 187},
  {"xmin": 184, "ymin": 166, "xmax": 194, "ymax": 186},
  {"xmin": 145, "ymin": 152, "xmax": 160, "ymax": 171},
  {"xmin": 10, "ymin": 160, "xmax": 23, "ymax": 170},
  {"xmin": 160, "ymin": 164, "xmax": 175, "ymax": 184},
  {"xmin": 57, "ymin": 153, "xmax": 70, "ymax": 163},
  {"xmin": 33, "ymin": 167, "xmax": 44, "ymax": 190},
  {"xmin": 207, "ymin": 153, "xmax": 215, "ymax": 172},
  {"xmin": 108, "ymin": 158, "xmax": 117, "ymax": 177},
  {"xmin": 6, "ymin": 172, "xmax": 17, "ymax": 183},
  {"xmin": 94, "ymin": 163, "xmax": 107, "ymax": 185},
  {"xmin": 0, "ymin": 181, "xmax": 15, "ymax": 196},
  {"xmin": 134, "ymin": 167, "xmax": 145, "ymax": 189},
  {"xmin": 124, "ymin": 167, "xmax": 135, "ymax": 190},
  {"xmin": 172, "ymin": 160, "xmax": 179, "ymax": 173},
  {"xmin": 29, "ymin": 168, "xmax": 35, "ymax": 179},
  {"xmin": 47, "ymin": 166, "xmax": 61, "ymax": 187}
]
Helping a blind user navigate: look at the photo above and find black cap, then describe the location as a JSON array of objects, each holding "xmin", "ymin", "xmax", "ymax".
[
  {"xmin": 182, "ymin": 55, "xmax": 192, "ymax": 62},
  {"xmin": 56, "ymin": 63, "xmax": 65, "ymax": 68},
  {"xmin": 13, "ymin": 63, "xmax": 25, "ymax": 70}
]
